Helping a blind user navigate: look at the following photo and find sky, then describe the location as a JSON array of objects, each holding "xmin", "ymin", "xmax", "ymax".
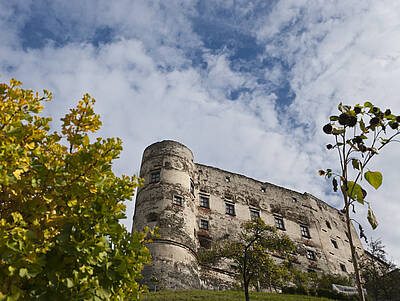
[{"xmin": 1, "ymin": 0, "xmax": 400, "ymax": 264}]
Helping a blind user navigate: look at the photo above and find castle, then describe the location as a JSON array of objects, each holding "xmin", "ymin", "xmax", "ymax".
[{"xmin": 132, "ymin": 140, "xmax": 364, "ymax": 290}]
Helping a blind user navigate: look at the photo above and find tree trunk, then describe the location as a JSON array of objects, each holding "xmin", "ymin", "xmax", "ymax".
[
  {"xmin": 244, "ymin": 280, "xmax": 250, "ymax": 301},
  {"xmin": 345, "ymin": 202, "xmax": 365, "ymax": 301}
]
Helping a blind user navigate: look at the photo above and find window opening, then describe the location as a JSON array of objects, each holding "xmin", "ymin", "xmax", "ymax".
[
  {"xmin": 274, "ymin": 216, "xmax": 285, "ymax": 230},
  {"xmin": 150, "ymin": 170, "xmax": 160, "ymax": 183},
  {"xmin": 173, "ymin": 195, "xmax": 183, "ymax": 206},
  {"xmin": 190, "ymin": 179, "xmax": 195, "ymax": 195},
  {"xmin": 331, "ymin": 239, "xmax": 338, "ymax": 249},
  {"xmin": 200, "ymin": 219, "xmax": 209, "ymax": 230},
  {"xmin": 326, "ymin": 221, "xmax": 332, "ymax": 229},
  {"xmin": 300, "ymin": 225, "xmax": 311, "ymax": 238},
  {"xmin": 225, "ymin": 202, "xmax": 235, "ymax": 216},
  {"xmin": 225, "ymin": 176, "xmax": 231, "ymax": 182},
  {"xmin": 292, "ymin": 197, "xmax": 297, "ymax": 203},
  {"xmin": 340, "ymin": 263, "xmax": 347, "ymax": 272},
  {"xmin": 250, "ymin": 209, "xmax": 260, "ymax": 220},
  {"xmin": 200, "ymin": 195, "xmax": 210, "ymax": 208},
  {"xmin": 261, "ymin": 186, "xmax": 266, "ymax": 192},
  {"xmin": 306, "ymin": 250, "xmax": 316, "ymax": 260}
]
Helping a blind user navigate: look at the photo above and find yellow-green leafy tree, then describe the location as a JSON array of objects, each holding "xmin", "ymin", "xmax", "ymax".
[{"xmin": 0, "ymin": 78, "xmax": 154, "ymax": 300}]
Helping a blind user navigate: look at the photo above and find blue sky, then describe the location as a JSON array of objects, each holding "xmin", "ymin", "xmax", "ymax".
[{"xmin": 2, "ymin": 0, "xmax": 400, "ymax": 264}]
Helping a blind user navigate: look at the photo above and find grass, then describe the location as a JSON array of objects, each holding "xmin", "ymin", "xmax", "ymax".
[{"xmin": 139, "ymin": 290, "xmax": 339, "ymax": 301}]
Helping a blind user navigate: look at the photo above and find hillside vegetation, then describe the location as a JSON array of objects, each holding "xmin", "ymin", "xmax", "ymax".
[{"xmin": 140, "ymin": 290, "xmax": 340, "ymax": 301}]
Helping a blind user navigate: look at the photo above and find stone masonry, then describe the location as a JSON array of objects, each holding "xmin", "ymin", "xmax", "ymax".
[{"xmin": 132, "ymin": 140, "xmax": 364, "ymax": 290}]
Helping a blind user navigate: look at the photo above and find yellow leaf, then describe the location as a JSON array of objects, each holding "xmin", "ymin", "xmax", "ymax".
[
  {"xmin": 13, "ymin": 169, "xmax": 23, "ymax": 180},
  {"xmin": 89, "ymin": 186, "xmax": 97, "ymax": 193}
]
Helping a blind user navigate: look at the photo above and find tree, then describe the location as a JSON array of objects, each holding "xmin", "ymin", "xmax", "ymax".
[
  {"xmin": 0, "ymin": 78, "xmax": 154, "ymax": 300},
  {"xmin": 202, "ymin": 218, "xmax": 294, "ymax": 301},
  {"xmin": 359, "ymin": 239, "xmax": 398, "ymax": 300},
  {"xmin": 319, "ymin": 102, "xmax": 400, "ymax": 301}
]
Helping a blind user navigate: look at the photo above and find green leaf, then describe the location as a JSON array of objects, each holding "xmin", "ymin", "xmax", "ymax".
[
  {"xmin": 359, "ymin": 119, "xmax": 367, "ymax": 133},
  {"xmin": 19, "ymin": 268, "xmax": 28, "ymax": 278},
  {"xmin": 367, "ymin": 204, "xmax": 379, "ymax": 229},
  {"xmin": 364, "ymin": 101, "xmax": 373, "ymax": 108},
  {"xmin": 365, "ymin": 171, "xmax": 382, "ymax": 190},
  {"xmin": 66, "ymin": 278, "xmax": 74, "ymax": 288},
  {"xmin": 351, "ymin": 159, "xmax": 361, "ymax": 170},
  {"xmin": 330, "ymin": 116, "xmax": 339, "ymax": 121},
  {"xmin": 345, "ymin": 181, "xmax": 365, "ymax": 204}
]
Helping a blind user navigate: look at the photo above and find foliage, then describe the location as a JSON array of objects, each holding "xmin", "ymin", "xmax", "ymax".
[
  {"xmin": 204, "ymin": 218, "xmax": 295, "ymax": 301},
  {"xmin": 284, "ymin": 270, "xmax": 355, "ymax": 300},
  {"xmin": 0, "ymin": 78, "xmax": 154, "ymax": 300},
  {"xmin": 359, "ymin": 239, "xmax": 399, "ymax": 301},
  {"xmin": 319, "ymin": 102, "xmax": 400, "ymax": 300},
  {"xmin": 140, "ymin": 289, "xmax": 340, "ymax": 301}
]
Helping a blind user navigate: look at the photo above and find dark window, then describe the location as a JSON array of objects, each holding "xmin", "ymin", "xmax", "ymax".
[
  {"xmin": 306, "ymin": 250, "xmax": 316, "ymax": 260},
  {"xmin": 190, "ymin": 179, "xmax": 195, "ymax": 195},
  {"xmin": 274, "ymin": 216, "xmax": 285, "ymax": 230},
  {"xmin": 198, "ymin": 235, "xmax": 211, "ymax": 249},
  {"xmin": 326, "ymin": 221, "xmax": 332, "ymax": 229},
  {"xmin": 300, "ymin": 225, "xmax": 311, "ymax": 238},
  {"xmin": 331, "ymin": 239, "xmax": 338, "ymax": 249},
  {"xmin": 261, "ymin": 187, "xmax": 266, "ymax": 192},
  {"xmin": 173, "ymin": 195, "xmax": 183, "ymax": 206},
  {"xmin": 225, "ymin": 176, "xmax": 231, "ymax": 182},
  {"xmin": 150, "ymin": 170, "xmax": 160, "ymax": 183},
  {"xmin": 250, "ymin": 209, "xmax": 260, "ymax": 220},
  {"xmin": 292, "ymin": 197, "xmax": 297, "ymax": 203},
  {"xmin": 200, "ymin": 196, "xmax": 210, "ymax": 208},
  {"xmin": 340, "ymin": 263, "xmax": 347, "ymax": 272},
  {"xmin": 225, "ymin": 202, "xmax": 235, "ymax": 216},
  {"xmin": 200, "ymin": 219, "xmax": 209, "ymax": 230}
]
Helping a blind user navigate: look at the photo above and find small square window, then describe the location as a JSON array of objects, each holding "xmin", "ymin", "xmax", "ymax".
[
  {"xmin": 261, "ymin": 187, "xmax": 266, "ymax": 192},
  {"xmin": 306, "ymin": 250, "xmax": 316, "ymax": 260},
  {"xmin": 225, "ymin": 176, "xmax": 231, "ymax": 182},
  {"xmin": 200, "ymin": 219, "xmax": 209, "ymax": 230},
  {"xmin": 173, "ymin": 195, "xmax": 183, "ymax": 206},
  {"xmin": 331, "ymin": 239, "xmax": 338, "ymax": 249},
  {"xmin": 190, "ymin": 179, "xmax": 195, "ymax": 195},
  {"xmin": 225, "ymin": 202, "xmax": 235, "ymax": 216},
  {"xmin": 250, "ymin": 209, "xmax": 260, "ymax": 220},
  {"xmin": 292, "ymin": 197, "xmax": 297, "ymax": 203},
  {"xmin": 200, "ymin": 195, "xmax": 210, "ymax": 208},
  {"xmin": 340, "ymin": 263, "xmax": 347, "ymax": 272},
  {"xmin": 274, "ymin": 216, "xmax": 285, "ymax": 230},
  {"xmin": 150, "ymin": 170, "xmax": 160, "ymax": 183},
  {"xmin": 300, "ymin": 225, "xmax": 311, "ymax": 238},
  {"xmin": 326, "ymin": 221, "xmax": 332, "ymax": 229}
]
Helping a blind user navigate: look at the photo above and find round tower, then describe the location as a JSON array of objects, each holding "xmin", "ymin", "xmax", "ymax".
[{"xmin": 132, "ymin": 140, "xmax": 200, "ymax": 290}]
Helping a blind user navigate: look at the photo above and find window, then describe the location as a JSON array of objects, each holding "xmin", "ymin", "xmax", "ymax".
[
  {"xmin": 173, "ymin": 195, "xmax": 183, "ymax": 206},
  {"xmin": 225, "ymin": 176, "xmax": 231, "ymax": 182},
  {"xmin": 225, "ymin": 202, "xmax": 235, "ymax": 216},
  {"xmin": 300, "ymin": 225, "xmax": 311, "ymax": 238},
  {"xmin": 306, "ymin": 250, "xmax": 316, "ymax": 260},
  {"xmin": 331, "ymin": 239, "xmax": 338, "ymax": 249},
  {"xmin": 261, "ymin": 186, "xmax": 266, "ymax": 192},
  {"xmin": 340, "ymin": 263, "xmax": 347, "ymax": 272},
  {"xmin": 250, "ymin": 209, "xmax": 260, "ymax": 220},
  {"xmin": 326, "ymin": 221, "xmax": 332, "ymax": 229},
  {"xmin": 190, "ymin": 179, "xmax": 195, "ymax": 195},
  {"xmin": 200, "ymin": 219, "xmax": 209, "ymax": 230},
  {"xmin": 150, "ymin": 170, "xmax": 160, "ymax": 183},
  {"xmin": 292, "ymin": 197, "xmax": 297, "ymax": 203},
  {"xmin": 274, "ymin": 216, "xmax": 285, "ymax": 230},
  {"xmin": 200, "ymin": 195, "xmax": 210, "ymax": 208},
  {"xmin": 198, "ymin": 235, "xmax": 211, "ymax": 249}
]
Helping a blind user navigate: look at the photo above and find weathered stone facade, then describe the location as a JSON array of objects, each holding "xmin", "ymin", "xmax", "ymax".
[{"xmin": 132, "ymin": 140, "xmax": 364, "ymax": 290}]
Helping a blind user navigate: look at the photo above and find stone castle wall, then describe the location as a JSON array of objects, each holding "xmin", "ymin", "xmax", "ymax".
[{"xmin": 132, "ymin": 140, "xmax": 364, "ymax": 290}]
